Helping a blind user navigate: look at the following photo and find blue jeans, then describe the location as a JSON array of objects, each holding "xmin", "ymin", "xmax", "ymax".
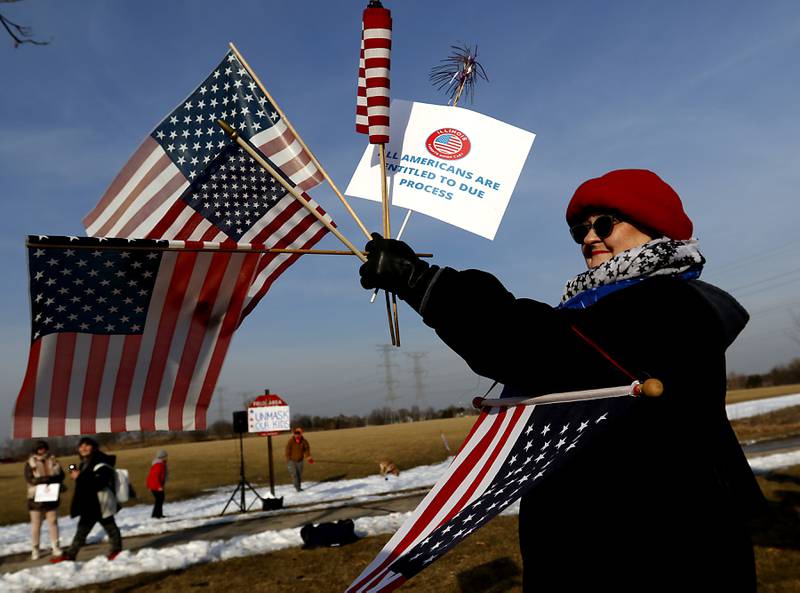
[{"xmin": 287, "ymin": 460, "xmax": 303, "ymax": 491}]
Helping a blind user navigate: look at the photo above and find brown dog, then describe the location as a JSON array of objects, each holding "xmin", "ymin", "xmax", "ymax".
[{"xmin": 378, "ymin": 460, "xmax": 399, "ymax": 479}]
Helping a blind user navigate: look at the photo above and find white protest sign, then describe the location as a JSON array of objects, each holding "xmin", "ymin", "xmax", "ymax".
[
  {"xmin": 247, "ymin": 393, "xmax": 290, "ymax": 434},
  {"xmin": 34, "ymin": 483, "xmax": 59, "ymax": 502},
  {"xmin": 345, "ymin": 100, "xmax": 535, "ymax": 240}
]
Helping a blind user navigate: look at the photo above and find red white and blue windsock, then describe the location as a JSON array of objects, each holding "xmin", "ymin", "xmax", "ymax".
[{"xmin": 356, "ymin": 1, "xmax": 391, "ymax": 144}]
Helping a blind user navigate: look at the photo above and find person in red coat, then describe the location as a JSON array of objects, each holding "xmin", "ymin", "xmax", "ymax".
[{"xmin": 146, "ymin": 450, "xmax": 168, "ymax": 519}]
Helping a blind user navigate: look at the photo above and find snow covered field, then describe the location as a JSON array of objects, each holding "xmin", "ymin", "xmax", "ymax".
[{"xmin": 1, "ymin": 394, "xmax": 798, "ymax": 591}]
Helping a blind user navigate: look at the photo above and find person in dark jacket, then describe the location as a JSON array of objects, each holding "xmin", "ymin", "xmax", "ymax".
[
  {"xmin": 51, "ymin": 437, "xmax": 123, "ymax": 562},
  {"xmin": 146, "ymin": 450, "xmax": 168, "ymax": 519},
  {"xmin": 359, "ymin": 169, "xmax": 763, "ymax": 592},
  {"xmin": 24, "ymin": 440, "xmax": 64, "ymax": 559}
]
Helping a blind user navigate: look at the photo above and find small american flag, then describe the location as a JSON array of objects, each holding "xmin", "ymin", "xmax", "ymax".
[
  {"xmin": 357, "ymin": 2, "xmax": 391, "ymax": 143},
  {"xmin": 14, "ymin": 236, "xmax": 261, "ymax": 438},
  {"xmin": 346, "ymin": 397, "xmax": 635, "ymax": 592},
  {"xmin": 356, "ymin": 27, "xmax": 369, "ymax": 134},
  {"xmin": 83, "ymin": 50, "xmax": 327, "ymax": 318},
  {"xmin": 431, "ymin": 133, "xmax": 464, "ymax": 157},
  {"xmin": 163, "ymin": 141, "xmax": 332, "ymax": 319}
]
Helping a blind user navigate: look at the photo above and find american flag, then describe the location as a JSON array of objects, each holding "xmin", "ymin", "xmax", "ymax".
[
  {"xmin": 83, "ymin": 50, "xmax": 327, "ymax": 317},
  {"xmin": 346, "ymin": 397, "xmax": 635, "ymax": 592},
  {"xmin": 159, "ymin": 140, "xmax": 331, "ymax": 319},
  {"xmin": 14, "ymin": 236, "xmax": 261, "ymax": 438},
  {"xmin": 356, "ymin": 27, "xmax": 369, "ymax": 134},
  {"xmin": 357, "ymin": 2, "xmax": 392, "ymax": 143},
  {"xmin": 432, "ymin": 133, "xmax": 464, "ymax": 157}
]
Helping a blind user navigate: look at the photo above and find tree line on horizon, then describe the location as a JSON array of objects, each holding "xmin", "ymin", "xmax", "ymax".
[
  {"xmin": 727, "ymin": 356, "xmax": 800, "ymax": 390},
  {"xmin": 1, "ymin": 404, "xmax": 475, "ymax": 461}
]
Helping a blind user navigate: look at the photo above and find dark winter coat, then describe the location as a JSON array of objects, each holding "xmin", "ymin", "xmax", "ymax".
[
  {"xmin": 409, "ymin": 267, "xmax": 763, "ymax": 592},
  {"xmin": 70, "ymin": 449, "xmax": 118, "ymax": 521}
]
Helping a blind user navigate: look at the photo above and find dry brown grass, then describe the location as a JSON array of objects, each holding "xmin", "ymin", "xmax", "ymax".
[
  {"xmin": 0, "ymin": 416, "xmax": 475, "ymax": 526},
  {"xmin": 727, "ymin": 384, "xmax": 800, "ymax": 404},
  {"xmin": 732, "ymin": 405, "xmax": 800, "ymax": 443}
]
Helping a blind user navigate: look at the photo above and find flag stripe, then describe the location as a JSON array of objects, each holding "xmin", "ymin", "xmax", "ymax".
[
  {"xmin": 64, "ymin": 334, "xmax": 92, "ymax": 435},
  {"xmin": 110, "ymin": 335, "xmax": 143, "ymax": 433},
  {"xmin": 241, "ymin": 223, "xmax": 327, "ymax": 319},
  {"xmin": 48, "ymin": 331, "xmax": 76, "ymax": 436},
  {"xmin": 95, "ymin": 152, "xmax": 176, "ymax": 237},
  {"xmin": 114, "ymin": 170, "xmax": 189, "ymax": 238},
  {"xmin": 146, "ymin": 200, "xmax": 197, "ymax": 241},
  {"xmin": 439, "ymin": 406, "xmax": 526, "ymax": 527},
  {"xmin": 152, "ymin": 252, "xmax": 214, "ymax": 429},
  {"xmin": 123, "ymin": 251, "xmax": 180, "ymax": 430},
  {"xmin": 32, "ymin": 336, "xmax": 58, "ymax": 438},
  {"xmin": 193, "ymin": 252, "xmax": 258, "ymax": 429},
  {"xmin": 182, "ymin": 252, "xmax": 250, "ymax": 429},
  {"xmin": 96, "ymin": 336, "xmax": 125, "ymax": 434},
  {"xmin": 166, "ymin": 253, "xmax": 228, "ymax": 429},
  {"xmin": 13, "ymin": 339, "xmax": 41, "ymax": 439},
  {"xmin": 139, "ymin": 251, "xmax": 198, "ymax": 431},
  {"xmin": 80, "ymin": 334, "xmax": 110, "ymax": 435},
  {"xmin": 84, "ymin": 138, "xmax": 163, "ymax": 232}
]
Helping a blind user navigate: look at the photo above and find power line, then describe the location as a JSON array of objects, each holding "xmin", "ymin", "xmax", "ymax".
[
  {"xmin": 725, "ymin": 266, "xmax": 800, "ymax": 292},
  {"xmin": 704, "ymin": 239, "xmax": 800, "ymax": 278}
]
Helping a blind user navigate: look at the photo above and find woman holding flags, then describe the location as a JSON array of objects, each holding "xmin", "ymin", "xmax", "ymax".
[{"xmin": 359, "ymin": 168, "xmax": 763, "ymax": 591}]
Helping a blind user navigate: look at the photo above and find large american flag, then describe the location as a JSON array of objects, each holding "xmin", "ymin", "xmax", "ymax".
[
  {"xmin": 83, "ymin": 50, "xmax": 327, "ymax": 318},
  {"xmin": 346, "ymin": 396, "xmax": 635, "ymax": 592},
  {"xmin": 157, "ymin": 140, "xmax": 331, "ymax": 319},
  {"xmin": 14, "ymin": 236, "xmax": 260, "ymax": 438},
  {"xmin": 356, "ymin": 2, "xmax": 392, "ymax": 143}
]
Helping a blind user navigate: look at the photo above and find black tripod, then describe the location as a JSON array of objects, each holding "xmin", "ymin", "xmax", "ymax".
[{"xmin": 220, "ymin": 423, "xmax": 264, "ymax": 516}]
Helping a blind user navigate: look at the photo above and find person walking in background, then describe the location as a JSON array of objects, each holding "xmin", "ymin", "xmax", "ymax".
[
  {"xmin": 24, "ymin": 440, "xmax": 64, "ymax": 560},
  {"xmin": 285, "ymin": 428, "xmax": 313, "ymax": 492},
  {"xmin": 51, "ymin": 437, "xmax": 123, "ymax": 562},
  {"xmin": 146, "ymin": 450, "xmax": 168, "ymax": 519}
]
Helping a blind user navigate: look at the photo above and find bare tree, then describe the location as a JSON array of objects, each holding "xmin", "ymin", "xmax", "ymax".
[{"xmin": 1, "ymin": 0, "xmax": 49, "ymax": 47}]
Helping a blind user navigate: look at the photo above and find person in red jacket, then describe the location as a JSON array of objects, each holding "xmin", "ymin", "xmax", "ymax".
[{"xmin": 146, "ymin": 450, "xmax": 168, "ymax": 519}]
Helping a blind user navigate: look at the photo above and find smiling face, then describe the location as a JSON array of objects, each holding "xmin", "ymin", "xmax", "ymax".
[
  {"xmin": 78, "ymin": 442, "xmax": 94, "ymax": 458},
  {"xmin": 579, "ymin": 213, "xmax": 654, "ymax": 269}
]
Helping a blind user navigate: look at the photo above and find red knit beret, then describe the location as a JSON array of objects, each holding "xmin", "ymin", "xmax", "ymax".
[{"xmin": 565, "ymin": 169, "xmax": 693, "ymax": 240}]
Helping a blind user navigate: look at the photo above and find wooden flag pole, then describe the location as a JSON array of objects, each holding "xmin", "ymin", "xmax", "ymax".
[
  {"xmin": 217, "ymin": 119, "xmax": 367, "ymax": 264},
  {"xmin": 377, "ymin": 143, "xmax": 401, "ymax": 346},
  {"xmin": 229, "ymin": 42, "xmax": 372, "ymax": 241},
  {"xmin": 25, "ymin": 239, "xmax": 431, "ymax": 257},
  {"xmin": 472, "ymin": 379, "xmax": 664, "ymax": 409},
  {"xmin": 230, "ymin": 42, "xmax": 400, "ymax": 345}
]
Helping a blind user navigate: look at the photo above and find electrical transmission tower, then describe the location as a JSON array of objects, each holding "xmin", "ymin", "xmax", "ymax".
[
  {"xmin": 405, "ymin": 352, "xmax": 428, "ymax": 409},
  {"xmin": 378, "ymin": 344, "xmax": 400, "ymax": 423}
]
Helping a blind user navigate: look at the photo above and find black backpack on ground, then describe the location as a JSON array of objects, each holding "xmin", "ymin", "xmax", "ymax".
[{"xmin": 300, "ymin": 519, "xmax": 359, "ymax": 548}]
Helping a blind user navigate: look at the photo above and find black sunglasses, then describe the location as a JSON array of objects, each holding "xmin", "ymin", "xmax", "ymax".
[{"xmin": 569, "ymin": 214, "xmax": 620, "ymax": 244}]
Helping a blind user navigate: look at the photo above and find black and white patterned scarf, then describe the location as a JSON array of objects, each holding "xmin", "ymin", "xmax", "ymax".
[{"xmin": 561, "ymin": 238, "xmax": 705, "ymax": 304}]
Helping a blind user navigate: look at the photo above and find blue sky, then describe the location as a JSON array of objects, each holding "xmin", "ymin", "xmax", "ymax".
[{"xmin": 1, "ymin": 0, "xmax": 799, "ymax": 440}]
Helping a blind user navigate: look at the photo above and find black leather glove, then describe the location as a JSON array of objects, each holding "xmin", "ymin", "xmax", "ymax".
[{"xmin": 360, "ymin": 233, "xmax": 431, "ymax": 304}]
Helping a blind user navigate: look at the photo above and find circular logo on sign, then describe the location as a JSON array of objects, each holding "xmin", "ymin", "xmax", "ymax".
[{"xmin": 425, "ymin": 128, "xmax": 471, "ymax": 160}]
